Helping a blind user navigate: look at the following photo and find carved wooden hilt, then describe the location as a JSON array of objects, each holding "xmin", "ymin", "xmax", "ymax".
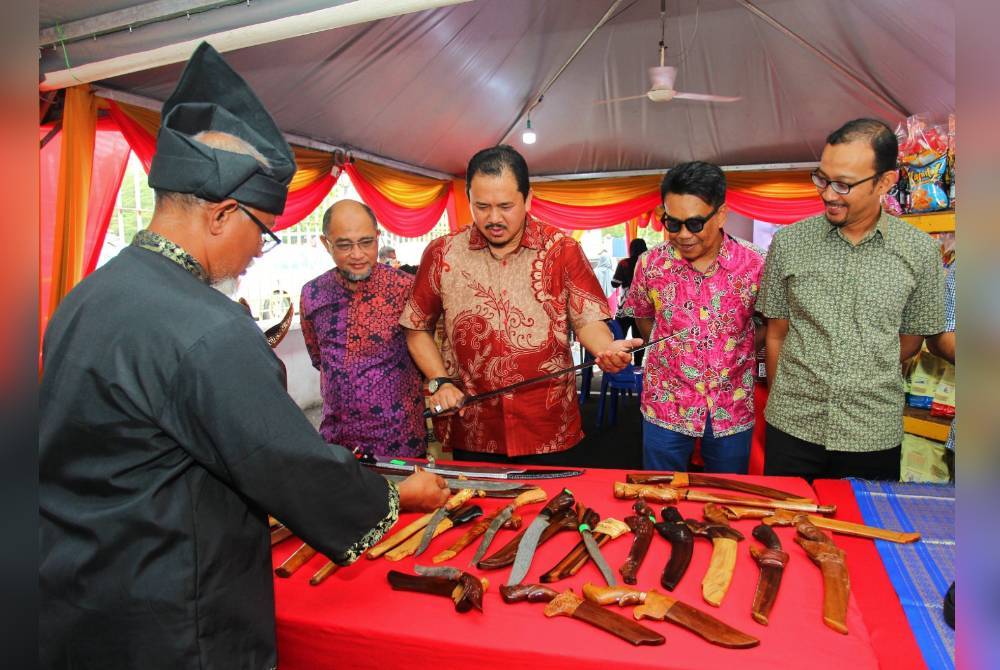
[
  {"xmin": 500, "ymin": 583, "xmax": 558, "ymax": 604},
  {"xmin": 581, "ymin": 582, "xmax": 645, "ymax": 607},
  {"xmin": 543, "ymin": 590, "xmax": 584, "ymax": 618}
]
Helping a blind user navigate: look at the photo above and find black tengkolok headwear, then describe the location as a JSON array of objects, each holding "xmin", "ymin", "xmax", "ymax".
[{"xmin": 147, "ymin": 42, "xmax": 295, "ymax": 214}]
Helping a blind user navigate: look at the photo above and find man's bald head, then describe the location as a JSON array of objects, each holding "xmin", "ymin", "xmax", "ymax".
[
  {"xmin": 322, "ymin": 200, "xmax": 377, "ymax": 237},
  {"xmin": 321, "ymin": 199, "xmax": 380, "ymax": 284}
]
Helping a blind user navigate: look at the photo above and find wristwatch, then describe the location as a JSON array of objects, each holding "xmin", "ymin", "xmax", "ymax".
[{"xmin": 428, "ymin": 377, "xmax": 455, "ymax": 394}]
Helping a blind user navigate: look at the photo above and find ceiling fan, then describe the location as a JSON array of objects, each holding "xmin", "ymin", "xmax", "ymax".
[{"xmin": 596, "ymin": 0, "xmax": 741, "ymax": 105}]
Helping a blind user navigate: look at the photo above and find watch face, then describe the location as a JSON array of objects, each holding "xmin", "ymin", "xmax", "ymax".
[{"xmin": 429, "ymin": 379, "xmax": 439, "ymax": 393}]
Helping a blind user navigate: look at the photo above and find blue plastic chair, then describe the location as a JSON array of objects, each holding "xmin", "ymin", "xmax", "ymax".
[{"xmin": 595, "ymin": 321, "xmax": 643, "ymax": 427}]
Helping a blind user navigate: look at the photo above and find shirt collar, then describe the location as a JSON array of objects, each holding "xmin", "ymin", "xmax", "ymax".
[
  {"xmin": 664, "ymin": 233, "xmax": 735, "ymax": 271},
  {"xmin": 827, "ymin": 209, "xmax": 887, "ymax": 246},
  {"xmin": 467, "ymin": 216, "xmax": 544, "ymax": 251},
  {"xmin": 131, "ymin": 229, "xmax": 208, "ymax": 283}
]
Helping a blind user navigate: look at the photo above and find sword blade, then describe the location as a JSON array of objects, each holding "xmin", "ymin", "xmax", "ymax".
[
  {"xmin": 414, "ymin": 506, "xmax": 450, "ymax": 557},
  {"xmin": 507, "ymin": 515, "xmax": 550, "ymax": 585},
  {"xmin": 581, "ymin": 531, "xmax": 618, "ymax": 586},
  {"xmin": 470, "ymin": 506, "xmax": 514, "ymax": 566},
  {"xmin": 425, "ymin": 330, "xmax": 686, "ymax": 418}
]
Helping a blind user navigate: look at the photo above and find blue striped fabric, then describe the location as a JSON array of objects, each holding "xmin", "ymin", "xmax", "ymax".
[{"xmin": 851, "ymin": 480, "xmax": 955, "ymax": 670}]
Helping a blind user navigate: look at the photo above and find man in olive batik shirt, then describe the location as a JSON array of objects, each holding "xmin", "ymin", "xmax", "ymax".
[{"xmin": 759, "ymin": 118, "xmax": 945, "ymax": 481}]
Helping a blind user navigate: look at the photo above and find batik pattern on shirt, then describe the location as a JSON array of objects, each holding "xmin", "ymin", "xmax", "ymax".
[
  {"xmin": 400, "ymin": 218, "xmax": 611, "ymax": 457},
  {"xmin": 301, "ymin": 263, "xmax": 426, "ymax": 458},
  {"xmin": 621, "ymin": 235, "xmax": 765, "ymax": 437}
]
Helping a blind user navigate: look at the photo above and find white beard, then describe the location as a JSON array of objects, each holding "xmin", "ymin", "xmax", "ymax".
[{"xmin": 211, "ymin": 276, "xmax": 240, "ymax": 297}]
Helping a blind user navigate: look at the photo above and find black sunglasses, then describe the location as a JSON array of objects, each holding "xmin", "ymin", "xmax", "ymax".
[
  {"xmin": 237, "ymin": 204, "xmax": 282, "ymax": 253},
  {"xmin": 660, "ymin": 203, "xmax": 722, "ymax": 234}
]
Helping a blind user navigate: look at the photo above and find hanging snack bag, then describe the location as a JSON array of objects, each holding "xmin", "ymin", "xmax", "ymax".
[{"xmin": 907, "ymin": 155, "xmax": 950, "ymax": 213}]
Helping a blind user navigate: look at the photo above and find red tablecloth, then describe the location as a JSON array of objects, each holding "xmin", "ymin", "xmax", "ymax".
[
  {"xmin": 271, "ymin": 467, "xmax": 908, "ymax": 669},
  {"xmin": 813, "ymin": 479, "xmax": 927, "ymax": 670}
]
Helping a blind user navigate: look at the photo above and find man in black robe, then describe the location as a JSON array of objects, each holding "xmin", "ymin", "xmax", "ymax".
[{"xmin": 39, "ymin": 43, "xmax": 448, "ymax": 670}]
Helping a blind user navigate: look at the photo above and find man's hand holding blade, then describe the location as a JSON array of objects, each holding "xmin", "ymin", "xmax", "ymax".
[
  {"xmin": 593, "ymin": 337, "xmax": 645, "ymax": 373},
  {"xmin": 396, "ymin": 466, "xmax": 450, "ymax": 512}
]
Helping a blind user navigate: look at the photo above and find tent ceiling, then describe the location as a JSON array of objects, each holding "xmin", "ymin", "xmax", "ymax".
[{"xmin": 39, "ymin": 0, "xmax": 955, "ymax": 177}]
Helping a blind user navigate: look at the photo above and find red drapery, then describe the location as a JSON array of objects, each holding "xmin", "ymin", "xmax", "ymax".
[
  {"xmin": 274, "ymin": 172, "xmax": 339, "ymax": 231},
  {"xmin": 345, "ymin": 163, "xmax": 449, "ymax": 237},
  {"xmin": 40, "ymin": 119, "xmax": 131, "ymax": 338},
  {"xmin": 530, "ymin": 192, "xmax": 662, "ymax": 230},
  {"xmin": 726, "ymin": 190, "xmax": 824, "ymax": 225},
  {"xmin": 107, "ymin": 100, "xmax": 338, "ymax": 232}
]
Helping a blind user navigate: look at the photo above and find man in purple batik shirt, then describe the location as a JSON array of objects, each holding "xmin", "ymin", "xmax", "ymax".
[{"xmin": 300, "ymin": 200, "xmax": 426, "ymax": 457}]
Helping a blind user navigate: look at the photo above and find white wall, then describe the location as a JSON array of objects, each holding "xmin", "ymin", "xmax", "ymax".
[{"xmin": 273, "ymin": 323, "xmax": 322, "ymax": 410}]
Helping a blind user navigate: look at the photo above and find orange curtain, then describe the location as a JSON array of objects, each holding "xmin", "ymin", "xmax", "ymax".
[
  {"xmin": 726, "ymin": 170, "xmax": 818, "ymax": 199},
  {"xmin": 48, "ymin": 85, "xmax": 97, "ymax": 323},
  {"xmin": 448, "ymin": 178, "xmax": 472, "ymax": 231},
  {"xmin": 352, "ymin": 159, "xmax": 449, "ymax": 207},
  {"xmin": 531, "ymin": 175, "xmax": 661, "ymax": 205}
]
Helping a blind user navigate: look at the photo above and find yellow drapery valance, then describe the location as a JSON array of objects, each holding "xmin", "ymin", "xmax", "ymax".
[
  {"xmin": 352, "ymin": 159, "xmax": 449, "ymax": 208},
  {"xmin": 531, "ymin": 174, "xmax": 662, "ymax": 206}
]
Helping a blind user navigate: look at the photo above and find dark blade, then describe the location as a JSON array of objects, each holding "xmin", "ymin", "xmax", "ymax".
[
  {"xmin": 654, "ymin": 518, "xmax": 693, "ymax": 591},
  {"xmin": 424, "ymin": 331, "xmax": 685, "ymax": 418},
  {"xmin": 470, "ymin": 506, "xmax": 514, "ymax": 566},
  {"xmin": 687, "ymin": 473, "xmax": 811, "ymax": 502},
  {"xmin": 664, "ymin": 600, "xmax": 760, "ymax": 649},
  {"xmin": 376, "ymin": 471, "xmax": 533, "ymax": 494},
  {"xmin": 581, "ymin": 530, "xmax": 617, "ymax": 586},
  {"xmin": 413, "ymin": 505, "xmax": 450, "ymax": 557},
  {"xmin": 571, "ymin": 599, "xmax": 665, "ymax": 646},
  {"xmin": 507, "ymin": 514, "xmax": 549, "ymax": 585}
]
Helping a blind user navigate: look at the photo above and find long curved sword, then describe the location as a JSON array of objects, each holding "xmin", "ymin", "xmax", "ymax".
[{"xmin": 424, "ymin": 329, "xmax": 688, "ymax": 418}]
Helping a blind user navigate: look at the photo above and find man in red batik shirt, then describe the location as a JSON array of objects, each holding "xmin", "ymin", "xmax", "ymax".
[{"xmin": 400, "ymin": 145, "xmax": 640, "ymax": 465}]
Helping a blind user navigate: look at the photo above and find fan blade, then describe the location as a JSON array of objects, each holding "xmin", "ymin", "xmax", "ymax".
[
  {"xmin": 594, "ymin": 94, "xmax": 650, "ymax": 105},
  {"xmin": 673, "ymin": 91, "xmax": 742, "ymax": 103}
]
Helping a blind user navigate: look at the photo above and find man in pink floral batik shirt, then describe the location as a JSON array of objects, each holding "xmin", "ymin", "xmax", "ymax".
[{"xmin": 621, "ymin": 161, "xmax": 766, "ymax": 473}]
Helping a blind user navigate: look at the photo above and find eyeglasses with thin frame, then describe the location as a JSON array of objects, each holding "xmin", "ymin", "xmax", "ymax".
[
  {"xmin": 237, "ymin": 204, "xmax": 281, "ymax": 253},
  {"xmin": 810, "ymin": 170, "xmax": 880, "ymax": 195},
  {"xmin": 660, "ymin": 203, "xmax": 722, "ymax": 234},
  {"xmin": 324, "ymin": 236, "xmax": 378, "ymax": 253}
]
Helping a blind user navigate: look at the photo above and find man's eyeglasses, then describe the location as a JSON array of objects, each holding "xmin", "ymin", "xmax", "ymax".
[
  {"xmin": 237, "ymin": 204, "xmax": 281, "ymax": 253},
  {"xmin": 810, "ymin": 170, "xmax": 879, "ymax": 195},
  {"xmin": 327, "ymin": 237, "xmax": 378, "ymax": 253},
  {"xmin": 660, "ymin": 203, "xmax": 721, "ymax": 234}
]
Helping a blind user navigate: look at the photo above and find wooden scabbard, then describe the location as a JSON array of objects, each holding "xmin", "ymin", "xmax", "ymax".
[
  {"xmin": 539, "ymin": 507, "xmax": 601, "ymax": 583},
  {"xmin": 309, "ymin": 561, "xmax": 341, "ymax": 585},
  {"xmin": 368, "ymin": 489, "xmax": 475, "ymax": 559},
  {"xmin": 626, "ymin": 471, "xmax": 811, "ymax": 502},
  {"xmin": 763, "ymin": 508, "xmax": 920, "ymax": 543},
  {"xmin": 275, "ymin": 543, "xmax": 318, "ymax": 577},
  {"xmin": 270, "ymin": 525, "xmax": 293, "ymax": 546},
  {"xmin": 614, "ymin": 482, "xmax": 835, "ymax": 514},
  {"xmin": 795, "ymin": 522, "xmax": 850, "ymax": 634},
  {"xmin": 620, "ymin": 501, "xmax": 655, "ymax": 585}
]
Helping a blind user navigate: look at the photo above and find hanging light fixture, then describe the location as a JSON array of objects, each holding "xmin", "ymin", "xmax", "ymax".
[{"xmin": 522, "ymin": 117, "xmax": 537, "ymax": 145}]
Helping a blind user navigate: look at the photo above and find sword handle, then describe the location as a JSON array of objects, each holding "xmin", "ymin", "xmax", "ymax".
[{"xmin": 500, "ymin": 583, "xmax": 558, "ymax": 604}]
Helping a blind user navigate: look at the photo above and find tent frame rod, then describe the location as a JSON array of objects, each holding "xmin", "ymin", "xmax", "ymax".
[
  {"xmin": 40, "ymin": 1, "xmax": 238, "ymax": 47},
  {"xmin": 92, "ymin": 86, "xmax": 456, "ymax": 181},
  {"xmin": 531, "ymin": 162, "xmax": 819, "ymax": 182}
]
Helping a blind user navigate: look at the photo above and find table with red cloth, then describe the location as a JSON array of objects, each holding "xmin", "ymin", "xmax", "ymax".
[{"xmin": 273, "ymin": 467, "xmax": 926, "ymax": 670}]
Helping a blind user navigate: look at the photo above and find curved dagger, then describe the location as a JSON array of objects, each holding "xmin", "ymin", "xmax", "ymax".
[
  {"xmin": 582, "ymin": 583, "xmax": 759, "ymax": 649},
  {"xmin": 654, "ymin": 506, "xmax": 693, "ymax": 591},
  {"xmin": 749, "ymin": 523, "xmax": 789, "ymax": 625},
  {"xmin": 464, "ymin": 487, "xmax": 547, "ymax": 566},
  {"xmin": 539, "ymin": 516, "xmax": 630, "ymax": 583},
  {"xmin": 504, "ymin": 490, "xmax": 576, "ymax": 584}
]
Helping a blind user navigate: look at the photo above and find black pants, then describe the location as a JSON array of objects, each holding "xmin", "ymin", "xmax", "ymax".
[
  {"xmin": 451, "ymin": 444, "xmax": 585, "ymax": 467},
  {"xmin": 764, "ymin": 423, "xmax": 901, "ymax": 482}
]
